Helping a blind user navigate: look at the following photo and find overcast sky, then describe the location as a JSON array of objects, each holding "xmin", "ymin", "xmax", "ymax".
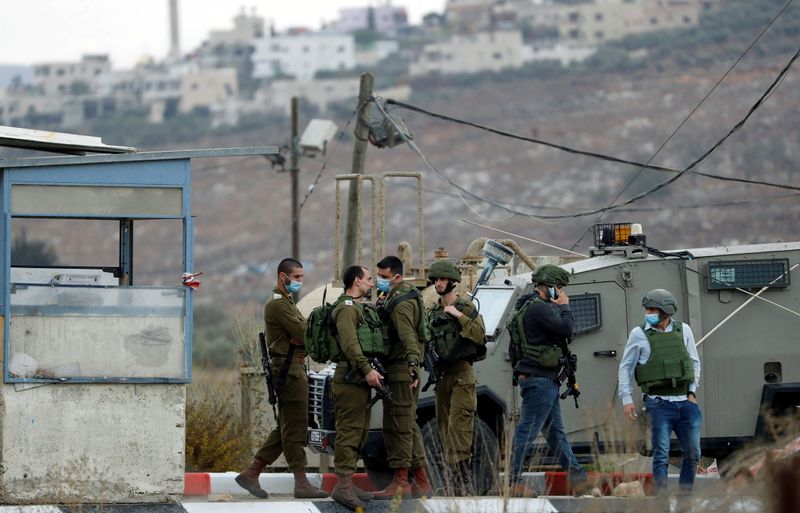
[{"xmin": 0, "ymin": 0, "xmax": 446, "ymax": 68}]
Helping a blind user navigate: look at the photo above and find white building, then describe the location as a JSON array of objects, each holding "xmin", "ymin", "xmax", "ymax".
[
  {"xmin": 335, "ymin": 4, "xmax": 409, "ymax": 35},
  {"xmin": 32, "ymin": 54, "xmax": 112, "ymax": 96},
  {"xmin": 252, "ymin": 32, "xmax": 356, "ymax": 81},
  {"xmin": 409, "ymin": 31, "xmax": 528, "ymax": 76},
  {"xmin": 355, "ymin": 40, "xmax": 400, "ymax": 67}
]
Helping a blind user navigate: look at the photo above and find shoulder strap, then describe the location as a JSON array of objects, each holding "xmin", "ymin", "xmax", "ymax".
[
  {"xmin": 455, "ymin": 297, "xmax": 479, "ymax": 320},
  {"xmin": 384, "ymin": 288, "xmax": 421, "ymax": 316}
]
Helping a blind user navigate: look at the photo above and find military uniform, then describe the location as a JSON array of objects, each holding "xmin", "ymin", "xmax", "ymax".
[
  {"xmin": 254, "ymin": 287, "xmax": 309, "ymax": 470},
  {"xmin": 329, "ymin": 293, "xmax": 384, "ymax": 509},
  {"xmin": 427, "ymin": 295, "xmax": 485, "ymax": 465},
  {"xmin": 381, "ymin": 281, "xmax": 424, "ymax": 470}
]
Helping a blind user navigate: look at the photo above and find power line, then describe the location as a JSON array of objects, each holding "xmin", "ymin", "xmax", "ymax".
[
  {"xmin": 375, "ymin": 45, "xmax": 800, "ymax": 220},
  {"xmin": 570, "ymin": 0, "xmax": 796, "ymax": 249}
]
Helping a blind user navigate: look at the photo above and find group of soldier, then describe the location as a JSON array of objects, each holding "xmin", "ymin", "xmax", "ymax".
[
  {"xmin": 235, "ymin": 256, "xmax": 703, "ymax": 509},
  {"xmin": 235, "ymin": 256, "xmax": 486, "ymax": 510}
]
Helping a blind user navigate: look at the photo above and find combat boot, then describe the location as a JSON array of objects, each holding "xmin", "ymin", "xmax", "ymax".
[
  {"xmin": 292, "ymin": 468, "xmax": 329, "ymax": 499},
  {"xmin": 353, "ymin": 484, "xmax": 374, "ymax": 502},
  {"xmin": 331, "ymin": 473, "xmax": 366, "ymax": 511},
  {"xmin": 411, "ymin": 465, "xmax": 433, "ymax": 498},
  {"xmin": 373, "ymin": 468, "xmax": 413, "ymax": 499},
  {"xmin": 235, "ymin": 457, "xmax": 269, "ymax": 498}
]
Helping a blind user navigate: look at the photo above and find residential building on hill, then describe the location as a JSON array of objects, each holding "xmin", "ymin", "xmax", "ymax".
[{"xmin": 252, "ymin": 32, "xmax": 356, "ymax": 81}]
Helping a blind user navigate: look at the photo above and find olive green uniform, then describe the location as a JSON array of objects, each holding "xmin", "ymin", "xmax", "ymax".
[
  {"xmin": 254, "ymin": 287, "xmax": 309, "ymax": 471},
  {"xmin": 428, "ymin": 296, "xmax": 486, "ymax": 464},
  {"xmin": 331, "ymin": 296, "xmax": 374, "ymax": 475},
  {"xmin": 381, "ymin": 282, "xmax": 425, "ymax": 470}
]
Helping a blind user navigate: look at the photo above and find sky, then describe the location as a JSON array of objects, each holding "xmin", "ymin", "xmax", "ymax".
[{"xmin": 0, "ymin": 0, "xmax": 446, "ymax": 69}]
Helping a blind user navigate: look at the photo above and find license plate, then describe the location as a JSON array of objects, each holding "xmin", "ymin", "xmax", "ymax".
[{"xmin": 308, "ymin": 429, "xmax": 326, "ymax": 445}]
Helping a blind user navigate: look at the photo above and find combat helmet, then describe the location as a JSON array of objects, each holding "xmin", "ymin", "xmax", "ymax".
[
  {"xmin": 642, "ymin": 289, "xmax": 677, "ymax": 315},
  {"xmin": 428, "ymin": 259, "xmax": 461, "ymax": 282},
  {"xmin": 531, "ymin": 264, "xmax": 570, "ymax": 287}
]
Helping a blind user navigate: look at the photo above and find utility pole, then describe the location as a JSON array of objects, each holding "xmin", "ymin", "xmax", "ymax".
[
  {"xmin": 342, "ymin": 72, "xmax": 373, "ymax": 270},
  {"xmin": 290, "ymin": 96, "xmax": 300, "ymax": 261}
]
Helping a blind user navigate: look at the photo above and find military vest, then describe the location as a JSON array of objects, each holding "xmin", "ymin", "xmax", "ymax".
[
  {"xmin": 507, "ymin": 295, "xmax": 563, "ymax": 368},
  {"xmin": 427, "ymin": 297, "xmax": 486, "ymax": 362},
  {"xmin": 336, "ymin": 296, "xmax": 387, "ymax": 359},
  {"xmin": 381, "ymin": 287, "xmax": 431, "ymax": 346},
  {"xmin": 635, "ymin": 322, "xmax": 694, "ymax": 396}
]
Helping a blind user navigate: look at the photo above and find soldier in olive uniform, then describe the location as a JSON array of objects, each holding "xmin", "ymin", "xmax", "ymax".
[
  {"xmin": 330, "ymin": 265, "xmax": 383, "ymax": 510},
  {"xmin": 426, "ymin": 259, "xmax": 486, "ymax": 495},
  {"xmin": 373, "ymin": 255, "xmax": 433, "ymax": 499},
  {"xmin": 236, "ymin": 258, "xmax": 328, "ymax": 499}
]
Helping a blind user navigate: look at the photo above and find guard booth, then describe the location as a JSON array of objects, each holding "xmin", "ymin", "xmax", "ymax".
[{"xmin": 0, "ymin": 128, "xmax": 276, "ymax": 503}]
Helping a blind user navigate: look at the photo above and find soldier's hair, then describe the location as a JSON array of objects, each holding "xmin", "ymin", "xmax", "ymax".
[
  {"xmin": 377, "ymin": 255, "xmax": 403, "ymax": 277},
  {"xmin": 277, "ymin": 257, "xmax": 303, "ymax": 277},
  {"xmin": 343, "ymin": 265, "xmax": 368, "ymax": 289}
]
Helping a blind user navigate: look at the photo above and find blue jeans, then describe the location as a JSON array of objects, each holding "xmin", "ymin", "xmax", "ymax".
[
  {"xmin": 645, "ymin": 396, "xmax": 702, "ymax": 493},
  {"xmin": 510, "ymin": 376, "xmax": 586, "ymax": 485}
]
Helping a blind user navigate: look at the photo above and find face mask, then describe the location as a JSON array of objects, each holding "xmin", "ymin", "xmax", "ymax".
[
  {"xmin": 284, "ymin": 277, "xmax": 302, "ymax": 294},
  {"xmin": 645, "ymin": 313, "xmax": 661, "ymax": 326},
  {"xmin": 376, "ymin": 277, "xmax": 392, "ymax": 293}
]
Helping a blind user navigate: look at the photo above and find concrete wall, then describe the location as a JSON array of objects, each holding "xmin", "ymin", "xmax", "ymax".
[{"xmin": 0, "ymin": 318, "xmax": 186, "ymax": 504}]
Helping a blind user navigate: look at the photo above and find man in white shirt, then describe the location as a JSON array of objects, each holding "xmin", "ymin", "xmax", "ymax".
[{"xmin": 618, "ymin": 289, "xmax": 702, "ymax": 494}]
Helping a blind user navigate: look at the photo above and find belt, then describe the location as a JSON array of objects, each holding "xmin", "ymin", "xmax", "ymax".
[{"xmin": 271, "ymin": 354, "xmax": 306, "ymax": 364}]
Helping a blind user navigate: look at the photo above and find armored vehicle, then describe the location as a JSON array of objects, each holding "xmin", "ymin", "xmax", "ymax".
[{"xmin": 301, "ymin": 216, "xmax": 800, "ymax": 494}]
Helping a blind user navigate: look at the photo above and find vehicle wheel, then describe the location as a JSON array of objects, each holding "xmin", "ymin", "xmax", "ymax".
[
  {"xmin": 421, "ymin": 417, "xmax": 499, "ymax": 496},
  {"xmin": 363, "ymin": 445, "xmax": 392, "ymax": 490}
]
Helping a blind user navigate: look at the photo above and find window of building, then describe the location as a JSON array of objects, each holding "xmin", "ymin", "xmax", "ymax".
[
  {"xmin": 568, "ymin": 12, "xmax": 579, "ymax": 22},
  {"xmin": 683, "ymin": 16, "xmax": 692, "ymax": 23},
  {"xmin": 595, "ymin": 12, "xmax": 603, "ymax": 21},
  {"xmin": 650, "ymin": 17, "xmax": 658, "ymax": 25},
  {"xmin": 569, "ymin": 29, "xmax": 580, "ymax": 39},
  {"xmin": 595, "ymin": 31, "xmax": 604, "ymax": 39},
  {"xmin": 493, "ymin": 52, "xmax": 503, "ymax": 60}
]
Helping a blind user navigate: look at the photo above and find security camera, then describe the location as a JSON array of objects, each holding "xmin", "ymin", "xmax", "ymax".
[{"xmin": 299, "ymin": 119, "xmax": 338, "ymax": 156}]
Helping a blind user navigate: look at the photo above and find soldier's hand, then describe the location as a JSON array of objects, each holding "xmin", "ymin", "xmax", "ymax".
[
  {"xmin": 443, "ymin": 305, "xmax": 462, "ymax": 318},
  {"xmin": 554, "ymin": 288, "xmax": 569, "ymax": 305},
  {"xmin": 365, "ymin": 369, "xmax": 383, "ymax": 388},
  {"xmin": 623, "ymin": 403, "xmax": 638, "ymax": 421},
  {"xmin": 409, "ymin": 365, "xmax": 420, "ymax": 389}
]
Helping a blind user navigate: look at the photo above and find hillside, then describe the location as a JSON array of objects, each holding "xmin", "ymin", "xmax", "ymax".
[{"xmin": 3, "ymin": 0, "xmax": 798, "ymax": 366}]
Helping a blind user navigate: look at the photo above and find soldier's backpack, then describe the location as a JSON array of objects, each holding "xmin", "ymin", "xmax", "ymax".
[
  {"xmin": 381, "ymin": 287, "xmax": 432, "ymax": 345},
  {"xmin": 305, "ymin": 293, "xmax": 339, "ymax": 364}
]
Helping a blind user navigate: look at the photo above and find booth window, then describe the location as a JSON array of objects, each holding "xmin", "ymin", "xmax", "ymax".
[{"xmin": 6, "ymin": 183, "xmax": 189, "ymax": 384}]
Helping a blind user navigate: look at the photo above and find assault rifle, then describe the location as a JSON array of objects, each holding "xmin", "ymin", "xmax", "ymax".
[
  {"xmin": 345, "ymin": 357, "xmax": 394, "ymax": 408},
  {"xmin": 258, "ymin": 332, "xmax": 279, "ymax": 421},
  {"xmin": 557, "ymin": 338, "xmax": 580, "ymax": 408},
  {"xmin": 422, "ymin": 340, "xmax": 444, "ymax": 392}
]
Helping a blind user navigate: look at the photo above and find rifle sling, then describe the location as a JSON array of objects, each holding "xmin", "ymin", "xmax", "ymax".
[{"xmin": 274, "ymin": 343, "xmax": 297, "ymax": 392}]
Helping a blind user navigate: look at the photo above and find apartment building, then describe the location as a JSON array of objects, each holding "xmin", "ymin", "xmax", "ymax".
[
  {"xmin": 252, "ymin": 32, "xmax": 356, "ymax": 81},
  {"xmin": 32, "ymin": 55, "xmax": 112, "ymax": 96},
  {"xmin": 409, "ymin": 30, "xmax": 528, "ymax": 76}
]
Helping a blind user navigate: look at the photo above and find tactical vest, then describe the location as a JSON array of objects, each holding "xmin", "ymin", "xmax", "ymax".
[
  {"xmin": 507, "ymin": 295, "xmax": 563, "ymax": 368},
  {"xmin": 381, "ymin": 287, "xmax": 431, "ymax": 347},
  {"xmin": 634, "ymin": 322, "xmax": 694, "ymax": 396},
  {"xmin": 427, "ymin": 298, "xmax": 486, "ymax": 362},
  {"xmin": 335, "ymin": 297, "xmax": 387, "ymax": 359}
]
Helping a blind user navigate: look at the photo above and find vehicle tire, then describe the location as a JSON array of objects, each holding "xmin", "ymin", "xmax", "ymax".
[
  {"xmin": 421, "ymin": 417, "xmax": 499, "ymax": 496},
  {"xmin": 363, "ymin": 447, "xmax": 392, "ymax": 490}
]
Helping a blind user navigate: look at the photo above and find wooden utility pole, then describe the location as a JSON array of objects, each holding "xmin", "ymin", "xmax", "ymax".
[
  {"xmin": 290, "ymin": 96, "xmax": 300, "ymax": 261},
  {"xmin": 342, "ymin": 72, "xmax": 374, "ymax": 270}
]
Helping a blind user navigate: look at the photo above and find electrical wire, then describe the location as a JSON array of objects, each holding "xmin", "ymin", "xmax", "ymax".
[
  {"xmin": 235, "ymin": 99, "xmax": 367, "ymax": 315},
  {"xmin": 374, "ymin": 46, "xmax": 800, "ymax": 220},
  {"xmin": 570, "ymin": 0, "xmax": 796, "ymax": 249}
]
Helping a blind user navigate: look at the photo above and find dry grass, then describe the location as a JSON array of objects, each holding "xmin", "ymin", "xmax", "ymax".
[{"xmin": 185, "ymin": 367, "xmax": 251, "ymax": 472}]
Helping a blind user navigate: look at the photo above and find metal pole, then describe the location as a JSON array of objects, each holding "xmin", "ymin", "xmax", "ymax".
[
  {"xmin": 290, "ymin": 96, "xmax": 300, "ymax": 261},
  {"xmin": 343, "ymin": 72, "xmax": 373, "ymax": 269}
]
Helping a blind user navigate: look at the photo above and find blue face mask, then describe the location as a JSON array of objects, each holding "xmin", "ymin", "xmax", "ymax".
[
  {"xmin": 645, "ymin": 313, "xmax": 661, "ymax": 326},
  {"xmin": 376, "ymin": 277, "xmax": 392, "ymax": 293},
  {"xmin": 286, "ymin": 279, "xmax": 302, "ymax": 294}
]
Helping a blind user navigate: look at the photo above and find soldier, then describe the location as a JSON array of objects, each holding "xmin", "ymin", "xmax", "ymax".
[
  {"xmin": 426, "ymin": 259, "xmax": 486, "ymax": 495},
  {"xmin": 330, "ymin": 265, "xmax": 383, "ymax": 510},
  {"xmin": 235, "ymin": 258, "xmax": 328, "ymax": 499},
  {"xmin": 373, "ymin": 255, "xmax": 433, "ymax": 499},
  {"xmin": 508, "ymin": 265, "xmax": 592, "ymax": 497},
  {"xmin": 618, "ymin": 289, "xmax": 702, "ymax": 495}
]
